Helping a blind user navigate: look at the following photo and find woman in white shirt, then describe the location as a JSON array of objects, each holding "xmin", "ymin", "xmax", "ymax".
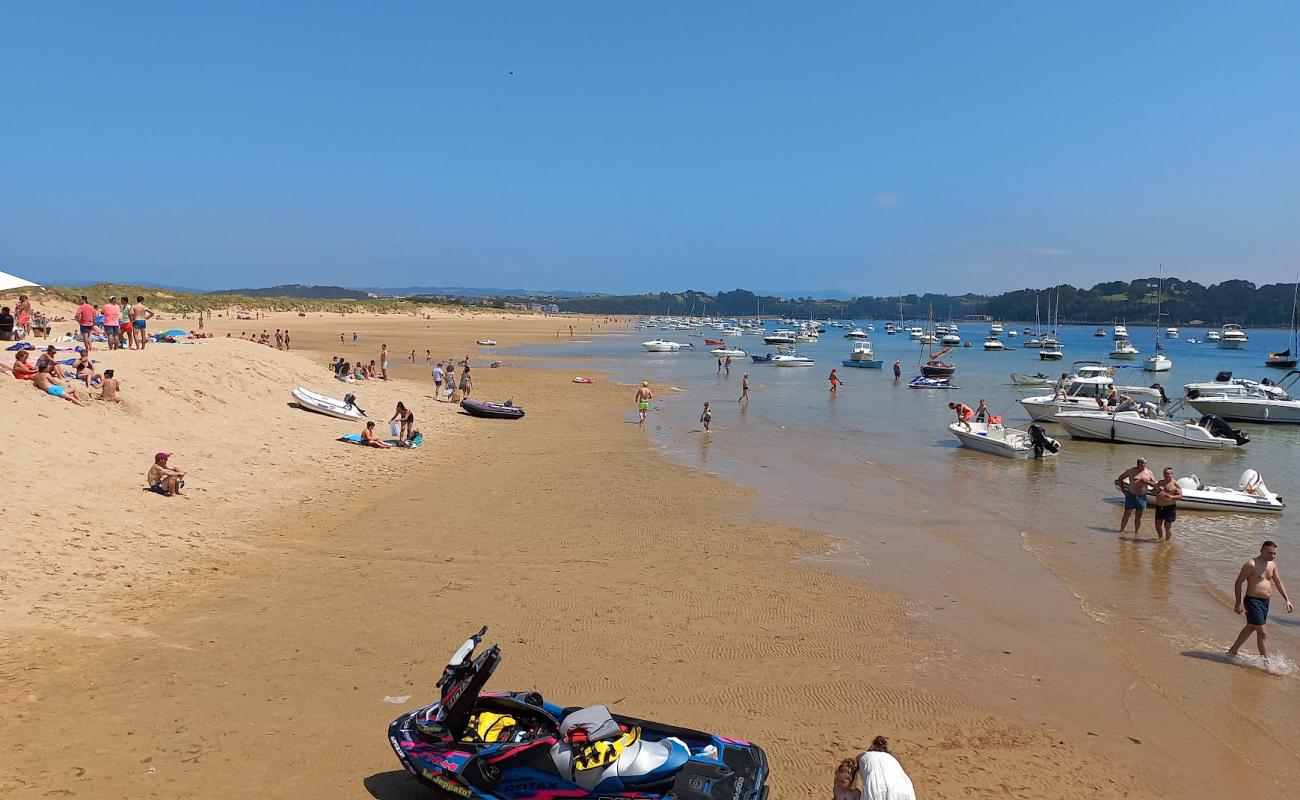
[{"xmin": 856, "ymin": 736, "xmax": 916, "ymax": 800}]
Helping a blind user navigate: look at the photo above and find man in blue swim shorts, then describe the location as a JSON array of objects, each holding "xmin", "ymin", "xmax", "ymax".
[
  {"xmin": 1114, "ymin": 457, "xmax": 1156, "ymax": 536},
  {"xmin": 1229, "ymin": 541, "xmax": 1294, "ymax": 658},
  {"xmin": 31, "ymin": 362, "xmax": 86, "ymax": 405}
]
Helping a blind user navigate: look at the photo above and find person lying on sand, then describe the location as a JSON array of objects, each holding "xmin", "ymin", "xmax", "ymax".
[
  {"xmin": 361, "ymin": 421, "xmax": 392, "ymax": 448},
  {"xmin": 99, "ymin": 369, "xmax": 121, "ymax": 402},
  {"xmin": 32, "ymin": 363, "xmax": 85, "ymax": 405},
  {"xmin": 147, "ymin": 452, "xmax": 186, "ymax": 495}
]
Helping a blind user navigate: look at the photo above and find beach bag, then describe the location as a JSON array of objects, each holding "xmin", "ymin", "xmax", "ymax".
[{"xmin": 389, "ymin": 421, "xmax": 401, "ymax": 437}]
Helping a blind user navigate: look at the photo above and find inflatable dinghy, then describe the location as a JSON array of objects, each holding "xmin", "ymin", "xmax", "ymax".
[
  {"xmin": 292, "ymin": 387, "xmax": 365, "ymax": 421},
  {"xmin": 461, "ymin": 398, "xmax": 525, "ymax": 419}
]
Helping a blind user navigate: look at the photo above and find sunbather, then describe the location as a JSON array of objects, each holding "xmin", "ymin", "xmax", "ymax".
[
  {"xmin": 32, "ymin": 363, "xmax": 85, "ymax": 405},
  {"xmin": 100, "ymin": 369, "xmax": 121, "ymax": 402},
  {"xmin": 147, "ymin": 452, "xmax": 186, "ymax": 495},
  {"xmin": 11, "ymin": 350, "xmax": 36, "ymax": 379},
  {"xmin": 360, "ymin": 420, "xmax": 392, "ymax": 448}
]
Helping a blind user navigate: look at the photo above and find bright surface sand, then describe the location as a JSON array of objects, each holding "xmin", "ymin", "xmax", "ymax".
[{"xmin": 0, "ymin": 307, "xmax": 1236, "ymax": 798}]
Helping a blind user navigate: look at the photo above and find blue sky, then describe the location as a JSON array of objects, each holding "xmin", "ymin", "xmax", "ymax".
[{"xmin": 2, "ymin": 2, "xmax": 1298, "ymax": 295}]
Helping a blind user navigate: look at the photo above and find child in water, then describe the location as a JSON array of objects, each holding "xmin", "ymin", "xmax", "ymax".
[
  {"xmin": 832, "ymin": 758, "xmax": 860, "ymax": 800},
  {"xmin": 700, "ymin": 402, "xmax": 712, "ymax": 431}
]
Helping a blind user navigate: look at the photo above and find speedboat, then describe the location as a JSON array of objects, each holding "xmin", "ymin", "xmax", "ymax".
[
  {"xmin": 772, "ymin": 353, "xmax": 815, "ymax": 367},
  {"xmin": 1206, "ymin": 330, "xmax": 1222, "ymax": 342},
  {"xmin": 709, "ymin": 347, "xmax": 746, "ymax": 357},
  {"xmin": 388, "ymin": 627, "xmax": 769, "ymax": 800},
  {"xmin": 1166, "ymin": 327, "xmax": 1180, "ymax": 339},
  {"xmin": 750, "ymin": 352, "xmax": 773, "ymax": 363},
  {"xmin": 982, "ymin": 336, "xmax": 1005, "ymax": 351},
  {"xmin": 291, "ymin": 387, "xmax": 365, "ymax": 421},
  {"xmin": 641, "ymin": 340, "xmax": 682, "ymax": 353},
  {"xmin": 908, "ymin": 375, "xmax": 957, "ymax": 389},
  {"xmin": 841, "ymin": 341, "xmax": 881, "ymax": 369},
  {"xmin": 1171, "ymin": 469, "xmax": 1285, "ymax": 513},
  {"xmin": 990, "ymin": 322, "xmax": 1004, "ymax": 336},
  {"xmin": 1093, "ymin": 328, "xmax": 1107, "ymax": 337},
  {"xmin": 476, "ymin": 339, "xmax": 498, "ymax": 347},
  {"xmin": 1010, "ymin": 371, "xmax": 1054, "ymax": 387},
  {"xmin": 1109, "ymin": 338, "xmax": 1140, "ymax": 360},
  {"xmin": 1183, "ymin": 371, "xmax": 1300, "ymax": 423},
  {"xmin": 1038, "ymin": 338, "xmax": 1063, "ymax": 360},
  {"xmin": 1020, "ymin": 373, "xmax": 1166, "ymax": 421},
  {"xmin": 1186, "ymin": 337, "xmax": 1202, "ymax": 344},
  {"xmin": 1053, "ymin": 409, "xmax": 1248, "ymax": 449},
  {"xmin": 762, "ymin": 330, "xmax": 796, "ymax": 345},
  {"xmin": 1114, "ymin": 324, "xmax": 1129, "ymax": 339},
  {"xmin": 940, "ymin": 332, "xmax": 962, "ymax": 346},
  {"xmin": 843, "ymin": 327, "xmax": 871, "ymax": 340},
  {"xmin": 1217, "ymin": 323, "xmax": 1249, "ymax": 349},
  {"xmin": 949, "ymin": 421, "xmax": 1060, "ymax": 459},
  {"xmin": 1006, "ymin": 329, "xmax": 1018, "ymax": 338}
]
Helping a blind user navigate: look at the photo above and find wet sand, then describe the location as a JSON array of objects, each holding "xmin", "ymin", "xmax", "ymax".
[{"xmin": 0, "ymin": 309, "xmax": 1245, "ymax": 798}]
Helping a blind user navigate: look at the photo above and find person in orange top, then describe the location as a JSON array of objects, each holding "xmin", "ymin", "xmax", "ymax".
[
  {"xmin": 828, "ymin": 368, "xmax": 840, "ymax": 394},
  {"xmin": 948, "ymin": 401, "xmax": 974, "ymax": 431},
  {"xmin": 74, "ymin": 296, "xmax": 96, "ymax": 353},
  {"xmin": 101, "ymin": 297, "xmax": 123, "ymax": 350}
]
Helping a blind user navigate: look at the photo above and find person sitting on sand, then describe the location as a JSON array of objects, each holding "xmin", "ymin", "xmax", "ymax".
[
  {"xmin": 36, "ymin": 345, "xmax": 60, "ymax": 374},
  {"xmin": 856, "ymin": 737, "xmax": 915, "ymax": 800},
  {"xmin": 147, "ymin": 452, "xmax": 186, "ymax": 496},
  {"xmin": 392, "ymin": 402, "xmax": 415, "ymax": 441},
  {"xmin": 32, "ymin": 363, "xmax": 85, "ymax": 405},
  {"xmin": 11, "ymin": 350, "xmax": 37, "ymax": 380},
  {"xmin": 361, "ymin": 420, "xmax": 392, "ymax": 448},
  {"xmin": 99, "ymin": 369, "xmax": 121, "ymax": 402},
  {"xmin": 832, "ymin": 758, "xmax": 861, "ymax": 800},
  {"xmin": 74, "ymin": 353, "xmax": 101, "ymax": 387},
  {"xmin": 353, "ymin": 361, "xmax": 367, "ymax": 381}
]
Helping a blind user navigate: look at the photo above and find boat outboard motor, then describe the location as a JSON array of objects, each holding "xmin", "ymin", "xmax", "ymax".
[
  {"xmin": 343, "ymin": 392, "xmax": 366, "ymax": 416},
  {"xmin": 1199, "ymin": 414, "xmax": 1250, "ymax": 445},
  {"xmin": 1148, "ymin": 382, "xmax": 1170, "ymax": 403},
  {"xmin": 1028, "ymin": 424, "xmax": 1061, "ymax": 457}
]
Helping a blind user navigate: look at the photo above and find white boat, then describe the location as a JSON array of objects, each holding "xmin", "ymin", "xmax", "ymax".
[
  {"xmin": 843, "ymin": 327, "xmax": 871, "ymax": 340},
  {"xmin": 709, "ymin": 347, "xmax": 746, "ymax": 357},
  {"xmin": 1171, "ymin": 469, "xmax": 1285, "ymax": 513},
  {"xmin": 1010, "ymin": 371, "xmax": 1055, "ymax": 387},
  {"xmin": 794, "ymin": 332, "xmax": 820, "ymax": 344},
  {"xmin": 1023, "ymin": 337, "xmax": 1042, "ymax": 348},
  {"xmin": 1054, "ymin": 409, "xmax": 1248, "ymax": 449},
  {"xmin": 1109, "ymin": 338, "xmax": 1139, "ymax": 360},
  {"xmin": 1144, "ymin": 351, "xmax": 1173, "ymax": 371},
  {"xmin": 641, "ymin": 339, "xmax": 682, "ymax": 352},
  {"xmin": 1217, "ymin": 323, "xmax": 1249, "ymax": 349},
  {"xmin": 476, "ymin": 339, "xmax": 497, "ymax": 346},
  {"xmin": 1166, "ymin": 327, "xmax": 1180, "ymax": 339},
  {"xmin": 1114, "ymin": 323, "xmax": 1129, "ymax": 339},
  {"xmin": 772, "ymin": 353, "xmax": 815, "ymax": 367},
  {"xmin": 938, "ymin": 333, "xmax": 960, "ymax": 346},
  {"xmin": 1144, "ymin": 277, "xmax": 1173, "ymax": 372},
  {"xmin": 1020, "ymin": 372, "xmax": 1166, "ymax": 421},
  {"xmin": 291, "ymin": 387, "xmax": 365, "ymax": 421},
  {"xmin": 763, "ymin": 330, "xmax": 796, "ymax": 345},
  {"xmin": 1038, "ymin": 340, "xmax": 1063, "ymax": 360},
  {"xmin": 1206, "ymin": 330, "xmax": 1222, "ymax": 341},
  {"xmin": 1006, "ymin": 329, "xmax": 1018, "ymax": 338},
  {"xmin": 949, "ymin": 421, "xmax": 1059, "ymax": 459},
  {"xmin": 990, "ymin": 322, "xmax": 1004, "ymax": 335},
  {"xmin": 1183, "ymin": 371, "xmax": 1300, "ymax": 423},
  {"xmin": 982, "ymin": 336, "xmax": 1005, "ymax": 351},
  {"xmin": 907, "ymin": 327, "xmax": 925, "ymax": 339}
]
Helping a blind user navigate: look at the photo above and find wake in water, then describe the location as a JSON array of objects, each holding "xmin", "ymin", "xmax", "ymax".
[{"xmin": 1177, "ymin": 635, "xmax": 1298, "ymax": 677}]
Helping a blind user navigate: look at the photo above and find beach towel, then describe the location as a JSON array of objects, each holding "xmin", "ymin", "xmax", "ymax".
[
  {"xmin": 6, "ymin": 343, "xmax": 33, "ymax": 351},
  {"xmin": 337, "ymin": 433, "xmax": 421, "ymax": 448}
]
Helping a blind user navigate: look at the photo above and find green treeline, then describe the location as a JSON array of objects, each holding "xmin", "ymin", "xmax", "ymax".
[{"xmin": 555, "ymin": 278, "xmax": 1299, "ymax": 326}]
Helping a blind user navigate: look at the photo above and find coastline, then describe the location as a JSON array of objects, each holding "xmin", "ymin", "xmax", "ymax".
[{"xmin": 0, "ymin": 310, "xmax": 1212, "ymax": 798}]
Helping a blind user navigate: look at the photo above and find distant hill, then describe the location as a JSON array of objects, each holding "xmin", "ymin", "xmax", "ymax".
[
  {"xmin": 213, "ymin": 284, "xmax": 364, "ymax": 299},
  {"xmin": 369, "ymin": 286, "xmax": 591, "ymax": 299}
]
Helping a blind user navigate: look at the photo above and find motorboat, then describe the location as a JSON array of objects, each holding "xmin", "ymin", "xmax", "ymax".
[
  {"xmin": 641, "ymin": 340, "xmax": 683, "ymax": 352},
  {"xmin": 1217, "ymin": 323, "xmax": 1249, "ymax": 349},
  {"xmin": 1166, "ymin": 327, "xmax": 1180, "ymax": 339},
  {"xmin": 940, "ymin": 332, "xmax": 962, "ymax": 346},
  {"xmin": 762, "ymin": 330, "xmax": 796, "ymax": 345},
  {"xmin": 1010, "ymin": 371, "xmax": 1054, "ymax": 387},
  {"xmin": 772, "ymin": 353, "xmax": 815, "ymax": 367},
  {"xmin": 843, "ymin": 327, "xmax": 871, "ymax": 340},
  {"xmin": 949, "ymin": 421, "xmax": 1060, "ymax": 459},
  {"xmin": 1183, "ymin": 371, "xmax": 1300, "ymax": 423},
  {"xmin": 1023, "ymin": 336, "xmax": 1042, "ymax": 348},
  {"xmin": 1023, "ymin": 327, "xmax": 1034, "ymax": 335},
  {"xmin": 841, "ymin": 341, "xmax": 882, "ymax": 369},
  {"xmin": 1094, "ymin": 328, "xmax": 1107, "ymax": 337},
  {"xmin": 1053, "ymin": 409, "xmax": 1248, "ymax": 449},
  {"xmin": 982, "ymin": 336, "xmax": 1005, "ymax": 351},
  {"xmin": 750, "ymin": 352, "xmax": 773, "ymax": 363},
  {"xmin": 1038, "ymin": 339, "xmax": 1063, "ymax": 360},
  {"xmin": 1207, "ymin": 330, "xmax": 1222, "ymax": 342},
  {"xmin": 1186, "ymin": 338, "xmax": 1202, "ymax": 344},
  {"xmin": 990, "ymin": 322, "xmax": 1004, "ymax": 336},
  {"xmin": 1073, "ymin": 362, "xmax": 1168, "ymax": 402},
  {"xmin": 709, "ymin": 347, "xmax": 746, "ymax": 357},
  {"xmin": 476, "ymin": 339, "xmax": 497, "ymax": 346},
  {"xmin": 291, "ymin": 387, "xmax": 365, "ymax": 421},
  {"xmin": 1006, "ymin": 329, "xmax": 1018, "ymax": 338},
  {"xmin": 703, "ymin": 338, "xmax": 725, "ymax": 346},
  {"xmin": 1171, "ymin": 469, "xmax": 1285, "ymax": 513},
  {"xmin": 908, "ymin": 375, "xmax": 956, "ymax": 389},
  {"xmin": 1020, "ymin": 374, "xmax": 1166, "ymax": 421},
  {"xmin": 1109, "ymin": 338, "xmax": 1139, "ymax": 360},
  {"xmin": 1114, "ymin": 323, "xmax": 1129, "ymax": 339},
  {"xmin": 907, "ymin": 327, "xmax": 925, "ymax": 339},
  {"xmin": 461, "ymin": 398, "xmax": 525, "ymax": 419}
]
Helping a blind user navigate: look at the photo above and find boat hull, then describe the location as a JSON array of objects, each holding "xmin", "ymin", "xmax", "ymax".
[
  {"xmin": 841, "ymin": 359, "xmax": 882, "ymax": 368},
  {"xmin": 1184, "ymin": 397, "xmax": 1300, "ymax": 423},
  {"xmin": 949, "ymin": 422, "xmax": 1039, "ymax": 459},
  {"xmin": 1054, "ymin": 411, "xmax": 1241, "ymax": 448},
  {"xmin": 1217, "ymin": 340, "xmax": 1247, "ymax": 349},
  {"xmin": 291, "ymin": 387, "xmax": 364, "ymax": 421}
]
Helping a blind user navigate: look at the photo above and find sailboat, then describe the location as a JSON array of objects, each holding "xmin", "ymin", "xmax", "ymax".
[
  {"xmin": 1024, "ymin": 293, "xmax": 1043, "ymax": 348},
  {"xmin": 919, "ymin": 304, "xmax": 956, "ymax": 377},
  {"xmin": 1145, "ymin": 275, "xmax": 1173, "ymax": 372},
  {"xmin": 1266, "ymin": 279, "xmax": 1299, "ymax": 369},
  {"xmin": 1039, "ymin": 289, "xmax": 1064, "ymax": 360}
]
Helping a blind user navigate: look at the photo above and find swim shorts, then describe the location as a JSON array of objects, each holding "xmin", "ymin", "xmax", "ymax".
[
  {"xmin": 638, "ymin": 402, "xmax": 650, "ymax": 410},
  {"xmin": 47, "ymin": 385, "xmax": 64, "ymax": 397},
  {"xmin": 134, "ymin": 320, "xmax": 146, "ymax": 329},
  {"xmin": 1154, "ymin": 504, "xmax": 1177, "ymax": 522},
  {"xmin": 1124, "ymin": 493, "xmax": 1148, "ymax": 511},
  {"xmin": 1244, "ymin": 595, "xmax": 1269, "ymax": 626},
  {"xmin": 80, "ymin": 325, "xmax": 93, "ymax": 334}
]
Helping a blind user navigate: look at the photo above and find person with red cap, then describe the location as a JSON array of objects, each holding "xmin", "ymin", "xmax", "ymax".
[{"xmin": 147, "ymin": 452, "xmax": 186, "ymax": 496}]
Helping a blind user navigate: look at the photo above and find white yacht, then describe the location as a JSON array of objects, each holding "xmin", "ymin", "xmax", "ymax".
[
  {"xmin": 1053, "ymin": 409, "xmax": 1248, "ymax": 449},
  {"xmin": 1006, "ymin": 329, "xmax": 1018, "ymax": 338},
  {"xmin": 762, "ymin": 330, "xmax": 796, "ymax": 345},
  {"xmin": 1207, "ymin": 330, "xmax": 1222, "ymax": 342},
  {"xmin": 1217, "ymin": 323, "xmax": 1250, "ymax": 349},
  {"xmin": 1114, "ymin": 323, "xmax": 1129, "ymax": 339},
  {"xmin": 843, "ymin": 327, "xmax": 871, "ymax": 340},
  {"xmin": 1109, "ymin": 338, "xmax": 1140, "ymax": 360},
  {"xmin": 907, "ymin": 327, "xmax": 925, "ymax": 339},
  {"xmin": 983, "ymin": 336, "xmax": 1005, "ymax": 351},
  {"xmin": 772, "ymin": 353, "xmax": 815, "ymax": 367},
  {"xmin": 1144, "ymin": 346, "xmax": 1172, "ymax": 372},
  {"xmin": 940, "ymin": 332, "xmax": 962, "ymax": 346},
  {"xmin": 641, "ymin": 339, "xmax": 683, "ymax": 352},
  {"xmin": 1038, "ymin": 339, "xmax": 1064, "ymax": 360},
  {"xmin": 990, "ymin": 322, "xmax": 1004, "ymax": 336},
  {"xmin": 1183, "ymin": 371, "xmax": 1300, "ymax": 423},
  {"xmin": 1166, "ymin": 327, "xmax": 1180, "ymax": 339}
]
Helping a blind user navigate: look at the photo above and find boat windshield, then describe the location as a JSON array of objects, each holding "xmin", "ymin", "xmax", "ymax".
[{"xmin": 1066, "ymin": 381, "xmax": 1110, "ymax": 399}]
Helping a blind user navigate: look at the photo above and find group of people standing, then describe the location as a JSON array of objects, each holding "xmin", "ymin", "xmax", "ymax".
[{"xmin": 75, "ymin": 295, "xmax": 155, "ymax": 353}]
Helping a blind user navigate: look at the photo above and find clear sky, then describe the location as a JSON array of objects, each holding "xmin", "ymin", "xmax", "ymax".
[{"xmin": 3, "ymin": 2, "xmax": 1298, "ymax": 295}]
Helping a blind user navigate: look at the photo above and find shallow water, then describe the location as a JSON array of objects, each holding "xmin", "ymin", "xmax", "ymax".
[{"xmin": 515, "ymin": 320, "xmax": 1300, "ymax": 790}]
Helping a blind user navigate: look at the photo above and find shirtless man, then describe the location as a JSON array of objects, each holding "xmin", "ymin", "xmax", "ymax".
[
  {"xmin": 738, "ymin": 373, "xmax": 750, "ymax": 403},
  {"xmin": 635, "ymin": 381, "xmax": 653, "ymax": 425},
  {"xmin": 15, "ymin": 294, "xmax": 32, "ymax": 340},
  {"xmin": 1151, "ymin": 467, "xmax": 1183, "ymax": 541},
  {"xmin": 147, "ymin": 452, "xmax": 186, "ymax": 495},
  {"xmin": 361, "ymin": 420, "xmax": 392, "ymax": 448},
  {"xmin": 1228, "ymin": 541, "xmax": 1293, "ymax": 658},
  {"xmin": 130, "ymin": 296, "xmax": 155, "ymax": 349},
  {"xmin": 1114, "ymin": 457, "xmax": 1156, "ymax": 535},
  {"xmin": 32, "ymin": 363, "xmax": 86, "ymax": 406}
]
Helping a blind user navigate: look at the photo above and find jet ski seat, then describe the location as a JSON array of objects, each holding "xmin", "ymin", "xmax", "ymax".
[{"xmin": 549, "ymin": 705, "xmax": 691, "ymax": 790}]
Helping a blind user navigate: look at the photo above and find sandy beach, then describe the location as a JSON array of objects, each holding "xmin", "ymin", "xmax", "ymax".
[{"xmin": 0, "ymin": 306, "xmax": 1252, "ymax": 799}]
